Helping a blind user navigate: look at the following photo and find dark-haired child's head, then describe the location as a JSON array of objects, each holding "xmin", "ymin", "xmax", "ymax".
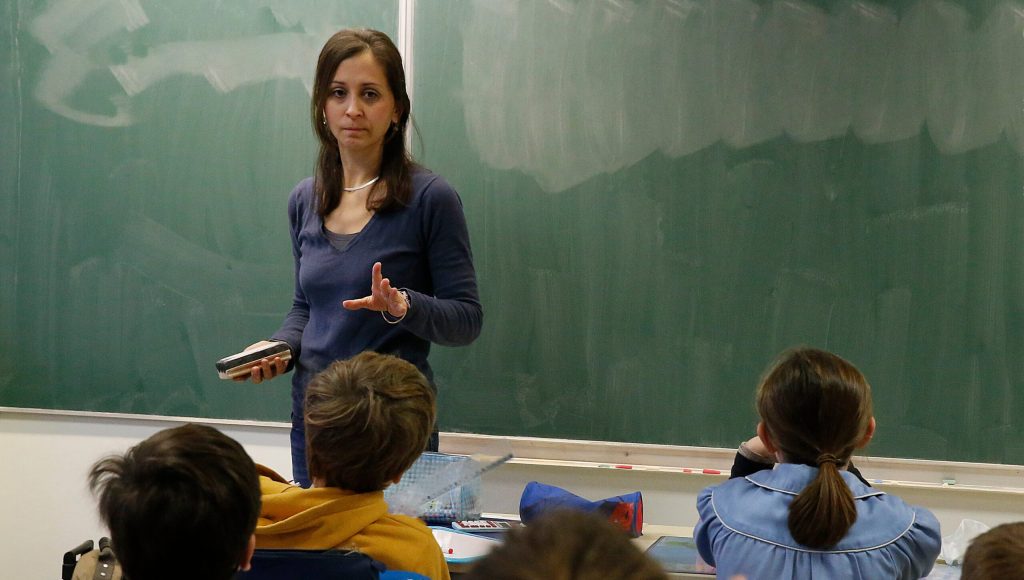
[
  {"xmin": 755, "ymin": 347, "xmax": 876, "ymax": 549},
  {"xmin": 88, "ymin": 423, "xmax": 260, "ymax": 580},
  {"xmin": 756, "ymin": 347, "xmax": 874, "ymax": 467},
  {"xmin": 465, "ymin": 509, "xmax": 668, "ymax": 580},
  {"xmin": 962, "ymin": 522, "xmax": 1024, "ymax": 580},
  {"xmin": 304, "ymin": 351, "xmax": 435, "ymax": 492}
]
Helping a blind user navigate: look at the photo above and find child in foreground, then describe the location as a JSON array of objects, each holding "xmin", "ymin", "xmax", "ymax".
[
  {"xmin": 254, "ymin": 351, "xmax": 449, "ymax": 579},
  {"xmin": 88, "ymin": 423, "xmax": 261, "ymax": 580},
  {"xmin": 961, "ymin": 522, "xmax": 1024, "ymax": 580},
  {"xmin": 465, "ymin": 509, "xmax": 668, "ymax": 580},
  {"xmin": 694, "ymin": 347, "xmax": 941, "ymax": 579}
]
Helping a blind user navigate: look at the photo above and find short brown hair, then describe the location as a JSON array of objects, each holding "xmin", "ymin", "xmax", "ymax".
[
  {"xmin": 304, "ymin": 351, "xmax": 435, "ymax": 492},
  {"xmin": 962, "ymin": 522, "xmax": 1024, "ymax": 580},
  {"xmin": 465, "ymin": 510, "xmax": 668, "ymax": 580},
  {"xmin": 88, "ymin": 424, "xmax": 260, "ymax": 580},
  {"xmin": 757, "ymin": 347, "xmax": 873, "ymax": 549}
]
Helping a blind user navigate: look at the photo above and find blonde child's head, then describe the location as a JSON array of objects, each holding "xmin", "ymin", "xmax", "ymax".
[
  {"xmin": 466, "ymin": 510, "xmax": 668, "ymax": 580},
  {"xmin": 304, "ymin": 351, "xmax": 435, "ymax": 492},
  {"xmin": 962, "ymin": 522, "xmax": 1024, "ymax": 580}
]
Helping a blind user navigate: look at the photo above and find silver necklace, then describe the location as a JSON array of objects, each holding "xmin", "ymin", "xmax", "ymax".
[{"xmin": 343, "ymin": 176, "xmax": 380, "ymax": 192}]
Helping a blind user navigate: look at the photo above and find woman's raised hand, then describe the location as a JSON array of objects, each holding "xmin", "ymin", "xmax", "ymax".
[{"xmin": 342, "ymin": 261, "xmax": 409, "ymax": 319}]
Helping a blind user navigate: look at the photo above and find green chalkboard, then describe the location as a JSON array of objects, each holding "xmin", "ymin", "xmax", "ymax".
[
  {"xmin": 419, "ymin": 0, "xmax": 1024, "ymax": 465},
  {"xmin": 1, "ymin": 0, "xmax": 396, "ymax": 418},
  {"xmin": 4, "ymin": 0, "xmax": 1024, "ymax": 465}
]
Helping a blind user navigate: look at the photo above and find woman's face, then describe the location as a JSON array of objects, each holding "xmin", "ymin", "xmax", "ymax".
[{"xmin": 324, "ymin": 50, "xmax": 399, "ymax": 158}]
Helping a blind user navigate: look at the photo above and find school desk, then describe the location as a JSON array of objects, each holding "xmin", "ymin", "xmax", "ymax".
[
  {"xmin": 450, "ymin": 516, "xmax": 964, "ymax": 578},
  {"xmin": 446, "ymin": 516, "xmax": 705, "ymax": 578}
]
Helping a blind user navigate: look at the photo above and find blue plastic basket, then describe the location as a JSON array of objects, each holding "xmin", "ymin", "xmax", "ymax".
[{"xmin": 384, "ymin": 452, "xmax": 482, "ymax": 524}]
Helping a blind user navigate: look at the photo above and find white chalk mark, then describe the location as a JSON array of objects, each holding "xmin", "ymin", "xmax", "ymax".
[
  {"xmin": 460, "ymin": 0, "xmax": 1024, "ymax": 193},
  {"xmin": 29, "ymin": 0, "xmax": 149, "ymax": 126},
  {"xmin": 27, "ymin": 0, "xmax": 351, "ymax": 125},
  {"xmin": 108, "ymin": 34, "xmax": 318, "ymax": 97},
  {"xmin": 870, "ymin": 202, "xmax": 970, "ymax": 228}
]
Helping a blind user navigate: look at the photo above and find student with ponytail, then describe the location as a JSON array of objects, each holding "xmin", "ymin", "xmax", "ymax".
[{"xmin": 694, "ymin": 347, "xmax": 941, "ymax": 579}]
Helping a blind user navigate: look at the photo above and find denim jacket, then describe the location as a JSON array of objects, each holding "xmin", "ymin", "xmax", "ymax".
[{"xmin": 695, "ymin": 463, "xmax": 941, "ymax": 579}]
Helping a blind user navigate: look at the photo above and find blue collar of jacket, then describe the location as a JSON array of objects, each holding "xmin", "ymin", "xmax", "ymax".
[
  {"xmin": 746, "ymin": 462, "xmax": 883, "ymax": 499},
  {"xmin": 710, "ymin": 463, "xmax": 919, "ymax": 553}
]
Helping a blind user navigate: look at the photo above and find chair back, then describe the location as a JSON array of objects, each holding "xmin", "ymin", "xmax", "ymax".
[
  {"xmin": 236, "ymin": 549, "xmax": 384, "ymax": 579},
  {"xmin": 379, "ymin": 573, "xmax": 430, "ymax": 580}
]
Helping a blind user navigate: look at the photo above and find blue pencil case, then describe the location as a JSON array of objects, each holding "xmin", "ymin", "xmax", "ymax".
[{"xmin": 519, "ymin": 481, "xmax": 644, "ymax": 537}]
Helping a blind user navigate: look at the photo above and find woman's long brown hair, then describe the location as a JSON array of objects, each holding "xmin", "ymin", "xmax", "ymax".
[{"xmin": 310, "ymin": 28, "xmax": 414, "ymax": 217}]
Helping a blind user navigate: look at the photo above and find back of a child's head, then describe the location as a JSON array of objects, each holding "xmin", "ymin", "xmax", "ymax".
[
  {"xmin": 756, "ymin": 347, "xmax": 874, "ymax": 549},
  {"xmin": 962, "ymin": 522, "xmax": 1024, "ymax": 580},
  {"xmin": 88, "ymin": 423, "xmax": 260, "ymax": 580},
  {"xmin": 304, "ymin": 350, "xmax": 435, "ymax": 492},
  {"xmin": 465, "ymin": 509, "xmax": 668, "ymax": 580}
]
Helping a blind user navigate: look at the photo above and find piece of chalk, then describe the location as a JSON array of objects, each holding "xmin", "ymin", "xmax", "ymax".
[
  {"xmin": 702, "ymin": 469, "xmax": 722, "ymax": 475},
  {"xmin": 942, "ymin": 478, "xmax": 956, "ymax": 485},
  {"xmin": 615, "ymin": 465, "xmax": 633, "ymax": 469}
]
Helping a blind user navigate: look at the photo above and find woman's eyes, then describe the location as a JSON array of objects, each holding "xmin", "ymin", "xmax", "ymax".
[{"xmin": 330, "ymin": 88, "xmax": 381, "ymax": 100}]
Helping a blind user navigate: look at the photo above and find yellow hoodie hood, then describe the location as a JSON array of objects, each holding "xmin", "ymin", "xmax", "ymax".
[
  {"xmin": 255, "ymin": 465, "xmax": 387, "ymax": 550},
  {"xmin": 253, "ymin": 465, "xmax": 451, "ymax": 579}
]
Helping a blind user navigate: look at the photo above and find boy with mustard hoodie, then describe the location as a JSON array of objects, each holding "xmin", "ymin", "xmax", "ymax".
[{"xmin": 254, "ymin": 351, "xmax": 449, "ymax": 579}]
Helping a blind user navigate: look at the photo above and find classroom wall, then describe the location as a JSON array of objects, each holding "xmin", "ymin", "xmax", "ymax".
[
  {"xmin": 3, "ymin": 410, "xmax": 1023, "ymax": 578},
  {"xmin": 0, "ymin": 411, "xmax": 294, "ymax": 579}
]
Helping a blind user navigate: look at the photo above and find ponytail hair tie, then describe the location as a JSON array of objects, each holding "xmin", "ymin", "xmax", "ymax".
[{"xmin": 816, "ymin": 453, "xmax": 840, "ymax": 466}]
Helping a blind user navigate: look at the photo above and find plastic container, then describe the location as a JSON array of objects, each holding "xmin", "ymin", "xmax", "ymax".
[{"xmin": 384, "ymin": 452, "xmax": 483, "ymax": 524}]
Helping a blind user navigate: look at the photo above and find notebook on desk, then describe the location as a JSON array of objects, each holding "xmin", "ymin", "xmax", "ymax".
[{"xmin": 644, "ymin": 536, "xmax": 715, "ymax": 575}]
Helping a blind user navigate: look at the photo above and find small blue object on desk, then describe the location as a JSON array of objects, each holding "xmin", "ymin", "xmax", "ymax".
[{"xmin": 644, "ymin": 536, "xmax": 715, "ymax": 575}]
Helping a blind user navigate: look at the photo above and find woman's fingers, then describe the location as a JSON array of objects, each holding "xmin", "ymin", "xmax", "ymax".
[
  {"xmin": 257, "ymin": 357, "xmax": 276, "ymax": 383},
  {"xmin": 371, "ymin": 261, "xmax": 383, "ymax": 290},
  {"xmin": 342, "ymin": 296, "xmax": 374, "ymax": 310},
  {"xmin": 343, "ymin": 263, "xmax": 399, "ymax": 312},
  {"xmin": 241, "ymin": 356, "xmax": 286, "ymax": 383}
]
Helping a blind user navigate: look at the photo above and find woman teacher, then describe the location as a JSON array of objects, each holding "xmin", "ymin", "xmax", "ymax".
[{"xmin": 240, "ymin": 28, "xmax": 482, "ymax": 486}]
